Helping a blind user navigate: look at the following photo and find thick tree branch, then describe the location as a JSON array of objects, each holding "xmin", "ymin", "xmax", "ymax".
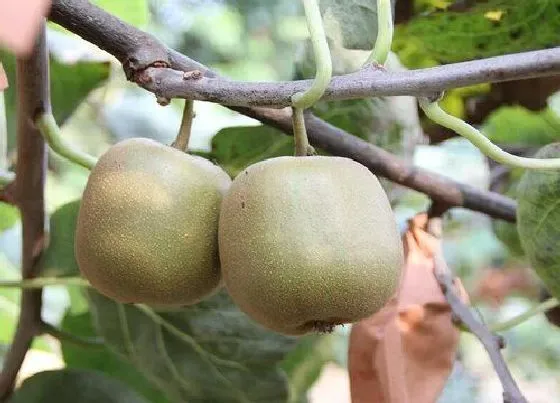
[
  {"xmin": 139, "ymin": 48, "xmax": 560, "ymax": 107},
  {"xmin": 427, "ymin": 219, "xmax": 528, "ymax": 403},
  {"xmin": 48, "ymin": 0, "xmax": 518, "ymax": 222},
  {"xmin": 0, "ymin": 24, "xmax": 49, "ymax": 399}
]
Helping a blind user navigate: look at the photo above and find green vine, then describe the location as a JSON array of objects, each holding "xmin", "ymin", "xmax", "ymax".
[
  {"xmin": 35, "ymin": 113, "xmax": 98, "ymax": 170},
  {"xmin": 366, "ymin": 0, "xmax": 393, "ymax": 65},
  {"xmin": 0, "ymin": 277, "xmax": 90, "ymax": 289},
  {"xmin": 419, "ymin": 98, "xmax": 560, "ymax": 169},
  {"xmin": 490, "ymin": 297, "xmax": 560, "ymax": 333}
]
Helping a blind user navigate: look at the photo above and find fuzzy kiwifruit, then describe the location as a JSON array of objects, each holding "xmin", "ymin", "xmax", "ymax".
[
  {"xmin": 218, "ymin": 156, "xmax": 403, "ymax": 335},
  {"xmin": 75, "ymin": 138, "xmax": 231, "ymax": 306}
]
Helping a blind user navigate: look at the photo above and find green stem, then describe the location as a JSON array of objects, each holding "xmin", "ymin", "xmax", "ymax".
[
  {"xmin": 172, "ymin": 99, "xmax": 194, "ymax": 152},
  {"xmin": 0, "ymin": 277, "xmax": 90, "ymax": 289},
  {"xmin": 490, "ymin": 298, "xmax": 560, "ymax": 333},
  {"xmin": 291, "ymin": 0, "xmax": 332, "ymax": 110},
  {"xmin": 292, "ymin": 107, "xmax": 310, "ymax": 157},
  {"xmin": 35, "ymin": 113, "xmax": 97, "ymax": 170},
  {"xmin": 0, "ymin": 169, "xmax": 14, "ymax": 187},
  {"xmin": 366, "ymin": 0, "xmax": 393, "ymax": 65},
  {"xmin": 419, "ymin": 98, "xmax": 560, "ymax": 169}
]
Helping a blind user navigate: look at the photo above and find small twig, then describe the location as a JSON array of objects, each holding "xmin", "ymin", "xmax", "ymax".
[
  {"xmin": 0, "ymin": 277, "xmax": 90, "ymax": 289},
  {"xmin": 490, "ymin": 297, "xmax": 560, "ymax": 333},
  {"xmin": 0, "ymin": 22, "xmax": 49, "ymax": 400},
  {"xmin": 429, "ymin": 221, "xmax": 528, "ymax": 403},
  {"xmin": 171, "ymin": 99, "xmax": 194, "ymax": 152},
  {"xmin": 41, "ymin": 322, "xmax": 104, "ymax": 348}
]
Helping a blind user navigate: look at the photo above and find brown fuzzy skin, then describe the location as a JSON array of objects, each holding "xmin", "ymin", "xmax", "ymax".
[
  {"xmin": 218, "ymin": 156, "xmax": 403, "ymax": 335},
  {"xmin": 75, "ymin": 138, "xmax": 231, "ymax": 306}
]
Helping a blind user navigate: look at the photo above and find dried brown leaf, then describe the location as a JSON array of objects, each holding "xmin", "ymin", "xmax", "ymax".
[{"xmin": 349, "ymin": 213, "xmax": 469, "ymax": 403}]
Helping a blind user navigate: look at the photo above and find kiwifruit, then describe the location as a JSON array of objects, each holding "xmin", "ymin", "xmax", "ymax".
[
  {"xmin": 218, "ymin": 156, "xmax": 403, "ymax": 335},
  {"xmin": 75, "ymin": 138, "xmax": 231, "ymax": 306}
]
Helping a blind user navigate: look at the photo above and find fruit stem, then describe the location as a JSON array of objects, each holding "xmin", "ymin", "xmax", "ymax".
[
  {"xmin": 0, "ymin": 169, "xmax": 14, "ymax": 187},
  {"xmin": 366, "ymin": 0, "xmax": 393, "ymax": 65},
  {"xmin": 419, "ymin": 98, "xmax": 560, "ymax": 169},
  {"xmin": 172, "ymin": 99, "xmax": 194, "ymax": 152},
  {"xmin": 292, "ymin": 107, "xmax": 313, "ymax": 156},
  {"xmin": 0, "ymin": 276, "xmax": 91, "ymax": 289},
  {"xmin": 490, "ymin": 297, "xmax": 560, "ymax": 333},
  {"xmin": 291, "ymin": 0, "xmax": 332, "ymax": 110},
  {"xmin": 35, "ymin": 113, "xmax": 98, "ymax": 170}
]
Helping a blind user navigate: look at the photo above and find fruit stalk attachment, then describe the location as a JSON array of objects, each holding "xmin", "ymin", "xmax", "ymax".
[
  {"xmin": 366, "ymin": 0, "xmax": 393, "ymax": 65},
  {"xmin": 35, "ymin": 112, "xmax": 98, "ymax": 170},
  {"xmin": 419, "ymin": 97, "xmax": 560, "ymax": 169},
  {"xmin": 172, "ymin": 99, "xmax": 194, "ymax": 152}
]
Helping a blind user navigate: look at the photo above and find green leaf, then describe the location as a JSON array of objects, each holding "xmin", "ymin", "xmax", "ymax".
[
  {"xmin": 320, "ymin": 0, "xmax": 389, "ymax": 50},
  {"xmin": 92, "ymin": 0, "xmax": 149, "ymax": 27},
  {"xmin": 482, "ymin": 106, "xmax": 560, "ymax": 146},
  {"xmin": 88, "ymin": 289, "xmax": 298, "ymax": 403},
  {"xmin": 42, "ymin": 200, "xmax": 81, "ymax": 277},
  {"xmin": 517, "ymin": 143, "xmax": 560, "ymax": 298},
  {"xmin": 2, "ymin": 52, "xmax": 110, "ymax": 150},
  {"xmin": 280, "ymin": 334, "xmax": 337, "ymax": 403},
  {"xmin": 210, "ymin": 125, "xmax": 294, "ymax": 177},
  {"xmin": 0, "ymin": 202, "xmax": 18, "ymax": 233},
  {"xmin": 61, "ymin": 312, "xmax": 170, "ymax": 403},
  {"xmin": 0, "ymin": 253, "xmax": 19, "ymax": 344},
  {"xmin": 399, "ymin": 0, "xmax": 559, "ymax": 63},
  {"xmin": 8, "ymin": 369, "xmax": 149, "ymax": 403}
]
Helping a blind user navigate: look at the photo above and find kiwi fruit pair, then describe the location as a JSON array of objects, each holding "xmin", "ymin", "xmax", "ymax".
[{"xmin": 76, "ymin": 138, "xmax": 403, "ymax": 335}]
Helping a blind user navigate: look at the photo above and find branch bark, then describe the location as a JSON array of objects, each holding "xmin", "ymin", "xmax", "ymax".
[
  {"xmin": 426, "ymin": 219, "xmax": 528, "ymax": 403},
  {"xmin": 48, "ymin": 0, "xmax": 518, "ymax": 222},
  {"xmin": 0, "ymin": 24, "xmax": 49, "ymax": 400},
  {"xmin": 139, "ymin": 48, "xmax": 560, "ymax": 107}
]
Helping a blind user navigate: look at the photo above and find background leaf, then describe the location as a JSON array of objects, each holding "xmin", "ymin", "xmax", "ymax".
[
  {"xmin": 92, "ymin": 0, "xmax": 149, "ymax": 27},
  {"xmin": 2, "ymin": 49, "xmax": 110, "ymax": 150},
  {"xmin": 8, "ymin": 369, "xmax": 149, "ymax": 403},
  {"xmin": 61, "ymin": 312, "xmax": 170, "ymax": 403},
  {"xmin": 209, "ymin": 125, "xmax": 294, "ymax": 177},
  {"xmin": 41, "ymin": 199, "xmax": 81, "ymax": 277},
  {"xmin": 89, "ymin": 289, "xmax": 299, "ymax": 403}
]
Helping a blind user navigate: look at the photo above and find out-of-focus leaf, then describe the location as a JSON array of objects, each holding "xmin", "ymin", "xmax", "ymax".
[
  {"xmin": 0, "ymin": 253, "xmax": 19, "ymax": 344},
  {"xmin": 0, "ymin": 202, "xmax": 18, "ymax": 233},
  {"xmin": 320, "ymin": 0, "xmax": 395, "ymax": 50},
  {"xmin": 42, "ymin": 200, "xmax": 81, "ymax": 277},
  {"xmin": 210, "ymin": 125, "xmax": 294, "ymax": 177},
  {"xmin": 280, "ymin": 334, "xmax": 339, "ymax": 403},
  {"xmin": 61, "ymin": 312, "xmax": 170, "ymax": 403},
  {"xmin": 2, "ymin": 51, "xmax": 109, "ymax": 150},
  {"xmin": 8, "ymin": 369, "xmax": 149, "ymax": 403},
  {"xmin": 517, "ymin": 143, "xmax": 560, "ymax": 299},
  {"xmin": 92, "ymin": 0, "xmax": 149, "ymax": 27},
  {"xmin": 89, "ymin": 289, "xmax": 298, "ymax": 403},
  {"xmin": 482, "ymin": 106, "xmax": 560, "ymax": 146},
  {"xmin": 400, "ymin": 0, "xmax": 559, "ymax": 63}
]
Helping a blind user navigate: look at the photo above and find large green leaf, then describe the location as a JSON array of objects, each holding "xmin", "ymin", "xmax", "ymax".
[
  {"xmin": 210, "ymin": 125, "xmax": 294, "ymax": 177},
  {"xmin": 88, "ymin": 289, "xmax": 298, "ymax": 403},
  {"xmin": 482, "ymin": 106, "xmax": 560, "ymax": 146},
  {"xmin": 517, "ymin": 143, "xmax": 560, "ymax": 298},
  {"xmin": 2, "ymin": 51, "xmax": 109, "ymax": 150},
  {"xmin": 398, "ymin": 0, "xmax": 559, "ymax": 63},
  {"xmin": 8, "ymin": 369, "xmax": 149, "ymax": 403},
  {"xmin": 61, "ymin": 312, "xmax": 170, "ymax": 403},
  {"xmin": 42, "ymin": 200, "xmax": 81, "ymax": 277}
]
